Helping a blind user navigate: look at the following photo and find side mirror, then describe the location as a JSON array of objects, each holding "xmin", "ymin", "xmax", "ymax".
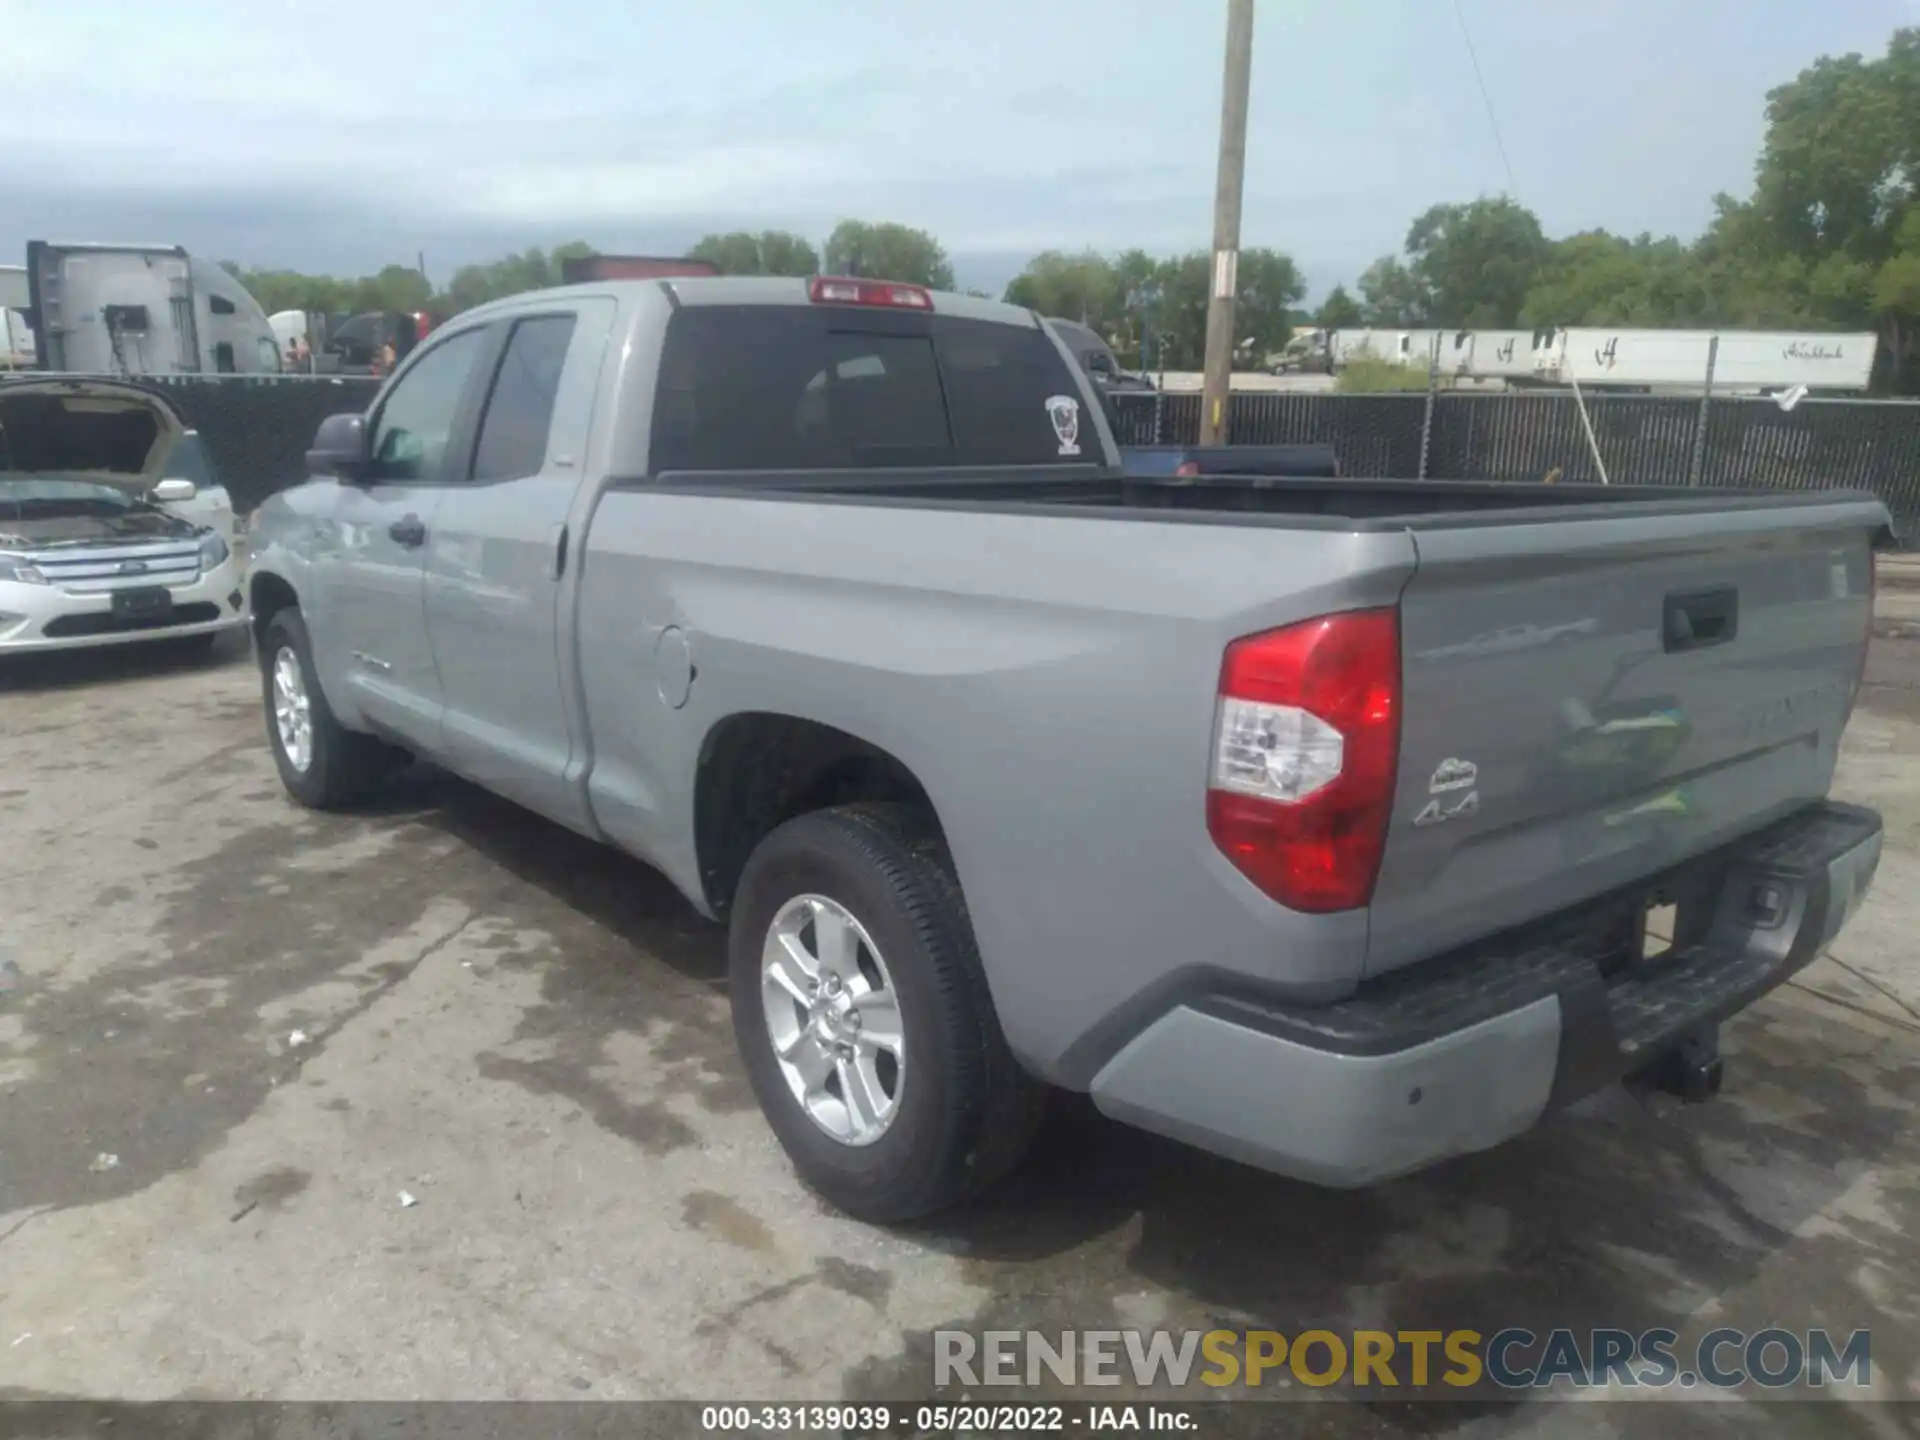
[
  {"xmin": 150, "ymin": 478, "xmax": 197, "ymax": 503},
  {"xmin": 306, "ymin": 412, "xmax": 371, "ymax": 481}
]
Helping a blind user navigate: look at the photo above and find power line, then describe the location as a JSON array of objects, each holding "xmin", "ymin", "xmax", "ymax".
[{"xmin": 1451, "ymin": 0, "xmax": 1518, "ymax": 199}]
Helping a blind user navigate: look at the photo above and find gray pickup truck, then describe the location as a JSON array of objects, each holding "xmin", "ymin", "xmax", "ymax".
[{"xmin": 247, "ymin": 274, "xmax": 1888, "ymax": 1223}]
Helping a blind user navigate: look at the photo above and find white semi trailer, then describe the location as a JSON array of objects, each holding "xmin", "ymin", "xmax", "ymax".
[
  {"xmin": 1322, "ymin": 325, "xmax": 1878, "ymax": 392},
  {"xmin": 23, "ymin": 241, "xmax": 282, "ymax": 376},
  {"xmin": 1530, "ymin": 327, "xmax": 1877, "ymax": 393}
]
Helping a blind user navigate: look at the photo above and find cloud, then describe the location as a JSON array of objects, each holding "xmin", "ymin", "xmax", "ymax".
[{"xmin": 0, "ymin": 0, "xmax": 1907, "ymax": 292}]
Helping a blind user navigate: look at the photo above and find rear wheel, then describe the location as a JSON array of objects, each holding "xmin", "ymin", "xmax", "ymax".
[
  {"xmin": 729, "ymin": 803, "xmax": 1043, "ymax": 1223},
  {"xmin": 261, "ymin": 608, "xmax": 397, "ymax": 809}
]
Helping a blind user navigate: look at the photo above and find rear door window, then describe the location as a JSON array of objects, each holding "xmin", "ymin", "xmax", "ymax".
[
  {"xmin": 471, "ymin": 314, "xmax": 578, "ymax": 481},
  {"xmin": 650, "ymin": 306, "xmax": 1090, "ymax": 473}
]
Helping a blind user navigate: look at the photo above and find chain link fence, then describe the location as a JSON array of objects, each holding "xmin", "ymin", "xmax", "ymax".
[
  {"xmin": 1113, "ymin": 389, "xmax": 1920, "ymax": 543},
  {"xmin": 112, "ymin": 375, "xmax": 380, "ymax": 513},
  {"xmin": 13, "ymin": 372, "xmax": 1912, "ymax": 544}
]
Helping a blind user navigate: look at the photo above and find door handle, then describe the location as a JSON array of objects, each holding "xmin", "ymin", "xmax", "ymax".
[
  {"xmin": 389, "ymin": 514, "xmax": 427, "ymax": 548},
  {"xmin": 1664, "ymin": 586, "xmax": 1738, "ymax": 653}
]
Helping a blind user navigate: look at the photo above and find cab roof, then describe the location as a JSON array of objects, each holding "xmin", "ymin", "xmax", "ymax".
[{"xmin": 455, "ymin": 276, "xmax": 1040, "ymax": 330}]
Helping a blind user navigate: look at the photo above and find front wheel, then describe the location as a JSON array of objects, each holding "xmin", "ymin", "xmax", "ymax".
[
  {"xmin": 260, "ymin": 608, "xmax": 399, "ymax": 809},
  {"xmin": 729, "ymin": 804, "xmax": 1044, "ymax": 1223}
]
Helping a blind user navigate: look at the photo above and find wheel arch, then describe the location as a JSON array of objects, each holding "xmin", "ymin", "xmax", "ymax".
[
  {"xmin": 693, "ymin": 711, "xmax": 945, "ymax": 921},
  {"xmin": 248, "ymin": 567, "xmax": 300, "ymax": 652}
]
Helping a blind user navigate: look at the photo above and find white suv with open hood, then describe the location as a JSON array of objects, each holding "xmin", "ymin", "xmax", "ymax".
[{"xmin": 0, "ymin": 378, "xmax": 248, "ymax": 653}]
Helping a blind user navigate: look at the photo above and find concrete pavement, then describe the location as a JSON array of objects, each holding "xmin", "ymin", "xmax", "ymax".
[{"xmin": 0, "ymin": 622, "xmax": 1917, "ymax": 1432}]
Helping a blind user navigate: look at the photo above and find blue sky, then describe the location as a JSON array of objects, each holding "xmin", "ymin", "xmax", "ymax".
[{"xmin": 2, "ymin": 0, "xmax": 1915, "ymax": 300}]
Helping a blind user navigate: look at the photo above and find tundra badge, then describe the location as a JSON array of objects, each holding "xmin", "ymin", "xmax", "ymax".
[
  {"xmin": 1415, "ymin": 757, "xmax": 1480, "ymax": 826},
  {"xmin": 1414, "ymin": 791, "xmax": 1480, "ymax": 827}
]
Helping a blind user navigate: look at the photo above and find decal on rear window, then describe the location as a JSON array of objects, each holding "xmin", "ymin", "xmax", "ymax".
[{"xmin": 1045, "ymin": 395, "xmax": 1081, "ymax": 456}]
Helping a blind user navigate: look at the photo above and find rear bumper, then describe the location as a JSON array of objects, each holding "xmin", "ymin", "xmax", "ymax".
[{"xmin": 1089, "ymin": 801, "xmax": 1882, "ymax": 1187}]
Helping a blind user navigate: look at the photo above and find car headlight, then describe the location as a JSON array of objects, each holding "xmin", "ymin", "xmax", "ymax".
[
  {"xmin": 0, "ymin": 555, "xmax": 47, "ymax": 585},
  {"xmin": 198, "ymin": 531, "xmax": 231, "ymax": 569}
]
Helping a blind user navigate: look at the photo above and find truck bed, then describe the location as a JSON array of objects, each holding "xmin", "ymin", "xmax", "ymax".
[
  {"xmin": 642, "ymin": 467, "xmax": 1892, "ymax": 535},
  {"xmin": 616, "ymin": 466, "xmax": 1886, "ymax": 995}
]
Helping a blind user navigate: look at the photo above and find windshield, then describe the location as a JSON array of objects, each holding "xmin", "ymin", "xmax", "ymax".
[
  {"xmin": 160, "ymin": 430, "xmax": 221, "ymax": 488},
  {"xmin": 0, "ymin": 476, "xmax": 138, "ymax": 515}
]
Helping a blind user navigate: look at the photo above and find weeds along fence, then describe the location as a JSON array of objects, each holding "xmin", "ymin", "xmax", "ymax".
[
  {"xmin": 1112, "ymin": 389, "xmax": 1920, "ymax": 544},
  {"xmin": 19, "ymin": 373, "xmax": 1914, "ymax": 545}
]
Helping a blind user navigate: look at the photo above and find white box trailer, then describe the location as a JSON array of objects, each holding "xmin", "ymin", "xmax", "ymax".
[
  {"xmin": 24, "ymin": 241, "xmax": 282, "ymax": 376},
  {"xmin": 1331, "ymin": 329, "xmax": 1444, "ymax": 369},
  {"xmin": 1433, "ymin": 330, "xmax": 1473, "ymax": 375},
  {"xmin": 1452, "ymin": 329, "xmax": 1540, "ymax": 380},
  {"xmin": 1534, "ymin": 328, "xmax": 1877, "ymax": 393}
]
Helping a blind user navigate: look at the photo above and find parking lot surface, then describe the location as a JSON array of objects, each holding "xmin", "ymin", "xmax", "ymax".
[{"xmin": 3, "ymin": 606, "xmax": 1919, "ymax": 1434}]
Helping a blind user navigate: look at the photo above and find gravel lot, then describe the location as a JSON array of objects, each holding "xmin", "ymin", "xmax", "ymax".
[{"xmin": 2, "ymin": 590, "xmax": 1918, "ymax": 1433}]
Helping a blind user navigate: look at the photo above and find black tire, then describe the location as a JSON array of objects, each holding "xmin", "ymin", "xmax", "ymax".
[
  {"xmin": 259, "ymin": 607, "xmax": 397, "ymax": 809},
  {"xmin": 729, "ymin": 803, "xmax": 1044, "ymax": 1223}
]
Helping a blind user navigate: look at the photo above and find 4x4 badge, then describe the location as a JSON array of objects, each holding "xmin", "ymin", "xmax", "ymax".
[{"xmin": 1428, "ymin": 757, "xmax": 1477, "ymax": 793}]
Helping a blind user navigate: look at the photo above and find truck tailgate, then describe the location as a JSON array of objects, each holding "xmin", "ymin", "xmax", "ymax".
[{"xmin": 1365, "ymin": 498, "xmax": 1883, "ymax": 976}]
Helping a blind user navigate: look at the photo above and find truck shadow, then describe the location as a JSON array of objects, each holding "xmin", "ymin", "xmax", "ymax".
[
  {"xmin": 410, "ymin": 768, "xmax": 1918, "ymax": 1428},
  {"xmin": 0, "ymin": 630, "xmax": 248, "ymax": 693}
]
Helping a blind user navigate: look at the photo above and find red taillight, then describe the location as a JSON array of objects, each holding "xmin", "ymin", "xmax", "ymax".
[
  {"xmin": 807, "ymin": 276, "xmax": 934, "ymax": 310},
  {"xmin": 1175, "ymin": 460, "xmax": 1200, "ymax": 477},
  {"xmin": 1206, "ymin": 608, "xmax": 1401, "ymax": 912}
]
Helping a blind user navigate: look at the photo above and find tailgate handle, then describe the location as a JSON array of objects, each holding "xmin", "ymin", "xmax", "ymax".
[{"xmin": 1664, "ymin": 587, "xmax": 1738, "ymax": 653}]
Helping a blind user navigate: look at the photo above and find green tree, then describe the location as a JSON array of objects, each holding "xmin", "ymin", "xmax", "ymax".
[
  {"xmin": 1871, "ymin": 211, "xmax": 1920, "ymax": 383},
  {"xmin": 221, "ymin": 264, "xmax": 345, "ymax": 316},
  {"xmin": 353, "ymin": 264, "xmax": 434, "ymax": 314},
  {"xmin": 1522, "ymin": 231, "xmax": 1713, "ymax": 326},
  {"xmin": 1233, "ymin": 248, "xmax": 1309, "ymax": 362},
  {"xmin": 1145, "ymin": 252, "xmax": 1210, "ymax": 369},
  {"xmin": 437, "ymin": 243, "xmax": 601, "ymax": 316},
  {"xmin": 1002, "ymin": 249, "xmax": 1118, "ymax": 326},
  {"xmin": 1314, "ymin": 284, "xmax": 1363, "ymax": 329},
  {"xmin": 1403, "ymin": 197, "xmax": 1550, "ymax": 326},
  {"xmin": 222, "ymin": 262, "xmax": 432, "ymax": 317},
  {"xmin": 822, "ymin": 221, "xmax": 955, "ymax": 289},
  {"xmin": 999, "ymin": 246, "xmax": 1304, "ymax": 369},
  {"xmin": 1109, "ymin": 248, "xmax": 1163, "ymax": 366},
  {"xmin": 1356, "ymin": 256, "xmax": 1427, "ymax": 324},
  {"xmin": 689, "ymin": 230, "xmax": 819, "ymax": 276},
  {"xmin": 1720, "ymin": 27, "xmax": 1920, "ymax": 385}
]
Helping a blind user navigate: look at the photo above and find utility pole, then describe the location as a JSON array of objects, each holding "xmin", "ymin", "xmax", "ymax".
[{"xmin": 1198, "ymin": 0, "xmax": 1255, "ymax": 446}]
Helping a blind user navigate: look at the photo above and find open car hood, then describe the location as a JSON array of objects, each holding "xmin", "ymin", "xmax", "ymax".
[{"xmin": 0, "ymin": 377, "xmax": 186, "ymax": 496}]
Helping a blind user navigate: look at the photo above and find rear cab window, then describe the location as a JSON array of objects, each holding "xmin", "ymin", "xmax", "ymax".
[{"xmin": 648, "ymin": 306, "xmax": 1094, "ymax": 473}]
